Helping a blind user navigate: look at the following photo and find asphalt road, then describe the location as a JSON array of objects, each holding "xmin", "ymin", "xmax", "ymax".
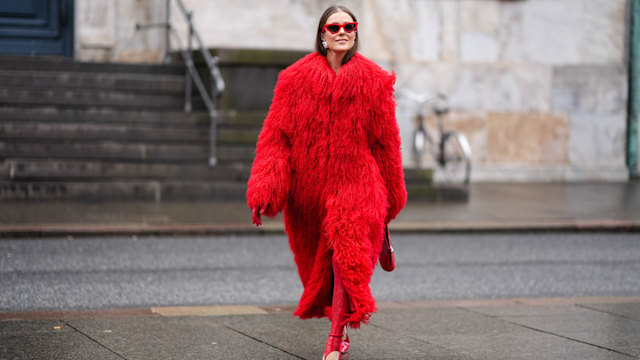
[{"xmin": 1, "ymin": 232, "xmax": 639, "ymax": 312}]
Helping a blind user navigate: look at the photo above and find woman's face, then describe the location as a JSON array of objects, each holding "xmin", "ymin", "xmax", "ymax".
[{"xmin": 321, "ymin": 11, "xmax": 356, "ymax": 54}]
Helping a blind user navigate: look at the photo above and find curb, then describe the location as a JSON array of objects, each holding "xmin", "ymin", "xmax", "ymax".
[
  {"xmin": 2, "ymin": 296, "xmax": 639, "ymax": 322},
  {"xmin": 1, "ymin": 219, "xmax": 639, "ymax": 237}
]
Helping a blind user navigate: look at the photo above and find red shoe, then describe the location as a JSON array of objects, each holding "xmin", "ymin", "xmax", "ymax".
[
  {"xmin": 323, "ymin": 334, "xmax": 343, "ymax": 360},
  {"xmin": 340, "ymin": 327, "xmax": 350, "ymax": 353}
]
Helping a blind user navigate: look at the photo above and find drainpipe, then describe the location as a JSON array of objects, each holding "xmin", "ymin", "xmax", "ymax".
[{"xmin": 628, "ymin": 0, "xmax": 639, "ymax": 179}]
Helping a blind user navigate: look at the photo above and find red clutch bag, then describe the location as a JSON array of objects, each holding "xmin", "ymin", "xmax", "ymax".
[{"xmin": 379, "ymin": 224, "xmax": 395, "ymax": 272}]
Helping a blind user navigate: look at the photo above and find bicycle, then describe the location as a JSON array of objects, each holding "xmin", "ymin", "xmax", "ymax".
[{"xmin": 398, "ymin": 89, "xmax": 472, "ymax": 186}]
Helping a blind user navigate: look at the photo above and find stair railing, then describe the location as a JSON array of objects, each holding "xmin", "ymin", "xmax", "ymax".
[{"xmin": 136, "ymin": 0, "xmax": 225, "ymax": 166}]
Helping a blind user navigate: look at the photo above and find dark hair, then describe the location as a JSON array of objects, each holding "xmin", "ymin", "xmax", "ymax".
[{"xmin": 315, "ymin": 5, "xmax": 359, "ymax": 65}]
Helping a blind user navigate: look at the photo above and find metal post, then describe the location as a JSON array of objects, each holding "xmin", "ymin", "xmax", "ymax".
[
  {"xmin": 209, "ymin": 57, "xmax": 218, "ymax": 166},
  {"xmin": 184, "ymin": 11, "xmax": 193, "ymax": 112},
  {"xmin": 628, "ymin": 0, "xmax": 639, "ymax": 179},
  {"xmin": 164, "ymin": 0, "xmax": 171, "ymax": 63},
  {"xmin": 209, "ymin": 110, "xmax": 218, "ymax": 166}
]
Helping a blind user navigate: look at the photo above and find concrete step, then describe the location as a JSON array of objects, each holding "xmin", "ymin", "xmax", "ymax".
[
  {"xmin": 0, "ymin": 106, "xmax": 266, "ymax": 126},
  {"xmin": 0, "ymin": 87, "xmax": 201, "ymax": 110},
  {"xmin": 0, "ymin": 180, "xmax": 247, "ymax": 201},
  {"xmin": 403, "ymin": 168, "xmax": 468, "ymax": 202},
  {"xmin": 0, "ymin": 122, "xmax": 208, "ymax": 143},
  {"xmin": 217, "ymin": 126, "xmax": 260, "ymax": 145},
  {"xmin": 0, "ymin": 55, "xmax": 185, "ymax": 75},
  {"xmin": 404, "ymin": 168, "xmax": 434, "ymax": 184},
  {"xmin": 0, "ymin": 106, "xmax": 210, "ymax": 126},
  {"xmin": 0, "ymin": 140, "xmax": 255, "ymax": 163},
  {"xmin": 218, "ymin": 110, "xmax": 267, "ymax": 126},
  {"xmin": 0, "ymin": 70, "xmax": 184, "ymax": 95},
  {"xmin": 0, "ymin": 176, "xmax": 466, "ymax": 203},
  {"xmin": 406, "ymin": 184, "xmax": 469, "ymax": 202},
  {"xmin": 0, "ymin": 55, "xmax": 267, "ymax": 202},
  {"xmin": 0, "ymin": 122, "xmax": 259, "ymax": 145},
  {"xmin": 0, "ymin": 159, "xmax": 250, "ymax": 182}
]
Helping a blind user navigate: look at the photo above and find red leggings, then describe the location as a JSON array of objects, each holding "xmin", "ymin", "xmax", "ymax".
[{"xmin": 325, "ymin": 256, "xmax": 349, "ymax": 353}]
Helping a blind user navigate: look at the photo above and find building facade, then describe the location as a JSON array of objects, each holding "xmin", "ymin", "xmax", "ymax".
[{"xmin": 24, "ymin": 0, "xmax": 640, "ymax": 181}]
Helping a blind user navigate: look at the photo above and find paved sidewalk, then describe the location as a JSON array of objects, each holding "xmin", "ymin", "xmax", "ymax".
[
  {"xmin": 1, "ymin": 183, "xmax": 639, "ymax": 359},
  {"xmin": 1, "ymin": 296, "xmax": 639, "ymax": 359},
  {"xmin": 1, "ymin": 182, "xmax": 639, "ymax": 236}
]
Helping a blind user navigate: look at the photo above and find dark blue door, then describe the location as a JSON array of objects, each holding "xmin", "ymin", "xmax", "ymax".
[{"xmin": 0, "ymin": 0, "xmax": 73, "ymax": 57}]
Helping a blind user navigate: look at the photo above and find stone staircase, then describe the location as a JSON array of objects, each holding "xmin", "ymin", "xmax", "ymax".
[
  {"xmin": 0, "ymin": 51, "xmax": 454, "ymax": 202},
  {"xmin": 0, "ymin": 55, "xmax": 262, "ymax": 201}
]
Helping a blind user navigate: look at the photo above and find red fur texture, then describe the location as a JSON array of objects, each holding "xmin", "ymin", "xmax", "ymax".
[{"xmin": 247, "ymin": 52, "xmax": 407, "ymax": 328}]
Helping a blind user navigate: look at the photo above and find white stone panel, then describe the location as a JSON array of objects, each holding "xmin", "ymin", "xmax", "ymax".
[
  {"xmin": 501, "ymin": 0, "xmax": 626, "ymax": 65},
  {"xmin": 580, "ymin": 0, "xmax": 627, "ymax": 64},
  {"xmin": 115, "ymin": 0, "xmax": 165, "ymax": 62},
  {"xmin": 449, "ymin": 64, "xmax": 552, "ymax": 112},
  {"xmin": 395, "ymin": 62, "xmax": 460, "ymax": 96},
  {"xmin": 438, "ymin": 1, "xmax": 459, "ymax": 61},
  {"xmin": 176, "ymin": 0, "xmax": 319, "ymax": 51},
  {"xmin": 551, "ymin": 65, "xmax": 628, "ymax": 115},
  {"xmin": 395, "ymin": 98, "xmax": 416, "ymax": 166},
  {"xmin": 569, "ymin": 113, "xmax": 628, "ymax": 171},
  {"xmin": 76, "ymin": 0, "xmax": 167, "ymax": 62},
  {"xmin": 176, "ymin": 0, "xmax": 365, "ymax": 52},
  {"xmin": 410, "ymin": 0, "xmax": 440, "ymax": 62},
  {"xmin": 519, "ymin": 0, "xmax": 583, "ymax": 64},
  {"xmin": 361, "ymin": 0, "xmax": 439, "ymax": 63},
  {"xmin": 76, "ymin": 0, "xmax": 116, "ymax": 48},
  {"xmin": 363, "ymin": 0, "xmax": 407, "ymax": 63},
  {"xmin": 360, "ymin": 0, "xmax": 392, "ymax": 62},
  {"xmin": 460, "ymin": 32, "xmax": 499, "ymax": 63},
  {"xmin": 459, "ymin": 0, "xmax": 500, "ymax": 33},
  {"xmin": 459, "ymin": 0, "xmax": 500, "ymax": 63},
  {"xmin": 499, "ymin": 2, "xmax": 525, "ymax": 62}
]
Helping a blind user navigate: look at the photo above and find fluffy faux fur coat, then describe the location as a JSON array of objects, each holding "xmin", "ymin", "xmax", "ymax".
[{"xmin": 246, "ymin": 52, "xmax": 407, "ymax": 328}]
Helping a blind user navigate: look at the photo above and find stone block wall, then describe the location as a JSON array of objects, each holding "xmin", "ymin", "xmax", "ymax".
[
  {"xmin": 74, "ymin": 0, "xmax": 633, "ymax": 181},
  {"xmin": 75, "ymin": 0, "xmax": 166, "ymax": 63},
  {"xmin": 372, "ymin": 0, "xmax": 629, "ymax": 181}
]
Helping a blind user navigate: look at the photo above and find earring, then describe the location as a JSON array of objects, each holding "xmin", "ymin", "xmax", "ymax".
[{"xmin": 322, "ymin": 41, "xmax": 328, "ymax": 49}]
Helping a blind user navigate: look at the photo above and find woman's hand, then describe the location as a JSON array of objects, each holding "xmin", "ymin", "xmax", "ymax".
[{"xmin": 251, "ymin": 203, "xmax": 270, "ymax": 227}]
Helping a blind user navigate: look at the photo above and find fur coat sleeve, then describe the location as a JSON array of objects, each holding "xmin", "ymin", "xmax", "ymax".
[
  {"xmin": 245, "ymin": 72, "xmax": 292, "ymax": 217},
  {"xmin": 368, "ymin": 74, "xmax": 407, "ymax": 223}
]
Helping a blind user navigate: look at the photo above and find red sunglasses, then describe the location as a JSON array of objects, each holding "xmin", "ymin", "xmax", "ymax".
[{"xmin": 322, "ymin": 22, "xmax": 358, "ymax": 34}]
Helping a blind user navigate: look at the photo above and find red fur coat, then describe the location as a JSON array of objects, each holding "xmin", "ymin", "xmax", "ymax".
[{"xmin": 246, "ymin": 52, "xmax": 407, "ymax": 328}]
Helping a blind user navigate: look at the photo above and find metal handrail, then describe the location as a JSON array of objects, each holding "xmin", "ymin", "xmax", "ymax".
[
  {"xmin": 174, "ymin": 0, "xmax": 225, "ymax": 97},
  {"xmin": 173, "ymin": 0, "xmax": 225, "ymax": 166},
  {"xmin": 136, "ymin": 0, "xmax": 225, "ymax": 166}
]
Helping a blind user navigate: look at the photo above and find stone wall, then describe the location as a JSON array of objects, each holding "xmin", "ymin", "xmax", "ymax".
[
  {"xmin": 74, "ymin": 0, "xmax": 633, "ymax": 181},
  {"xmin": 373, "ymin": 0, "xmax": 629, "ymax": 181},
  {"xmin": 75, "ymin": 0, "xmax": 166, "ymax": 62}
]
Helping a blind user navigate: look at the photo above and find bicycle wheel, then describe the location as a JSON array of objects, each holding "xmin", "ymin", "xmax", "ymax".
[{"xmin": 437, "ymin": 131, "xmax": 472, "ymax": 185}]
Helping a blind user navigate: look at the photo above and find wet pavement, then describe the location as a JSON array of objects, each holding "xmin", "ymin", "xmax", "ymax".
[
  {"xmin": 1, "ymin": 297, "xmax": 639, "ymax": 359},
  {"xmin": 1, "ymin": 182, "xmax": 639, "ymax": 359},
  {"xmin": 1, "ymin": 182, "xmax": 639, "ymax": 236}
]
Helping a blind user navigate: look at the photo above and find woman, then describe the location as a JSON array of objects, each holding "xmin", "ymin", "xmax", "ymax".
[{"xmin": 247, "ymin": 5, "xmax": 406, "ymax": 360}]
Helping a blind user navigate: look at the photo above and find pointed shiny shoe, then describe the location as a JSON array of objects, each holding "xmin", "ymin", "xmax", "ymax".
[
  {"xmin": 323, "ymin": 334, "xmax": 343, "ymax": 360},
  {"xmin": 340, "ymin": 327, "xmax": 350, "ymax": 353}
]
